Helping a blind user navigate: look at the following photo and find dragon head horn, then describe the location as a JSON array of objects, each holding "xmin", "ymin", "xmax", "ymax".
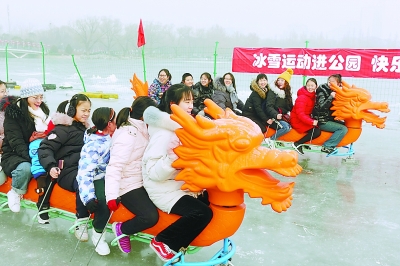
[
  {"xmin": 130, "ymin": 73, "xmax": 149, "ymax": 99},
  {"xmin": 204, "ymin": 99, "xmax": 239, "ymax": 119}
]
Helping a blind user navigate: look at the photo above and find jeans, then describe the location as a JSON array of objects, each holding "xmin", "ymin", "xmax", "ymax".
[
  {"xmin": 11, "ymin": 162, "xmax": 32, "ymax": 194},
  {"xmin": 319, "ymin": 121, "xmax": 348, "ymax": 147},
  {"xmin": 269, "ymin": 120, "xmax": 291, "ymax": 140},
  {"xmin": 120, "ymin": 187, "xmax": 159, "ymax": 235},
  {"xmin": 156, "ymin": 192, "xmax": 213, "ymax": 252}
]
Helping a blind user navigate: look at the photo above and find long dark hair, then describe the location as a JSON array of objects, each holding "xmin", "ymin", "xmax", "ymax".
[
  {"xmin": 158, "ymin": 84, "xmax": 193, "ymax": 114},
  {"xmin": 17, "ymin": 97, "xmax": 50, "ymax": 124},
  {"xmin": 223, "ymin": 72, "xmax": 236, "ymax": 89},
  {"xmin": 116, "ymin": 96, "xmax": 157, "ymax": 128},
  {"xmin": 274, "ymin": 79, "xmax": 293, "ymax": 107}
]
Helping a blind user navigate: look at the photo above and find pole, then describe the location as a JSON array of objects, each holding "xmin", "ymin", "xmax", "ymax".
[
  {"xmin": 141, "ymin": 46, "xmax": 147, "ymax": 82},
  {"xmin": 72, "ymin": 55, "xmax": 86, "ymax": 92},
  {"xmin": 5, "ymin": 43, "xmax": 9, "ymax": 82},
  {"xmin": 213, "ymin": 41, "xmax": 219, "ymax": 78},
  {"xmin": 302, "ymin": 40, "xmax": 309, "ymax": 86},
  {"xmin": 41, "ymin": 42, "xmax": 46, "ymax": 85}
]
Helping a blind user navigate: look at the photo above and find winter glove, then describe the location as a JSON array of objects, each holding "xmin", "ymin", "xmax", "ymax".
[
  {"xmin": 107, "ymin": 199, "xmax": 120, "ymax": 212},
  {"xmin": 86, "ymin": 199, "xmax": 98, "ymax": 213}
]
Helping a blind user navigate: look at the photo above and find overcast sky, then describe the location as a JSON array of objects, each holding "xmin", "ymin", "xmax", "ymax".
[{"xmin": 1, "ymin": 0, "xmax": 399, "ymax": 41}]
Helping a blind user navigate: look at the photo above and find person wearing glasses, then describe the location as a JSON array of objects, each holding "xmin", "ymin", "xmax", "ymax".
[
  {"xmin": 1, "ymin": 79, "xmax": 51, "ymax": 214},
  {"xmin": 212, "ymin": 72, "xmax": 244, "ymax": 115},
  {"xmin": 76, "ymin": 107, "xmax": 117, "ymax": 256},
  {"xmin": 148, "ymin": 69, "xmax": 172, "ymax": 104},
  {"xmin": 38, "ymin": 94, "xmax": 92, "ymax": 240}
]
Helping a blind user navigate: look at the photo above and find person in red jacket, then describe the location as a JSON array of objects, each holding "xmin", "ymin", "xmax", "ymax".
[{"xmin": 290, "ymin": 78, "xmax": 321, "ymax": 155}]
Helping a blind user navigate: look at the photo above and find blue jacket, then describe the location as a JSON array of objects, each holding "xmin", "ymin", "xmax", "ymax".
[
  {"xmin": 76, "ymin": 130, "xmax": 112, "ymax": 205},
  {"xmin": 29, "ymin": 138, "xmax": 46, "ymax": 178}
]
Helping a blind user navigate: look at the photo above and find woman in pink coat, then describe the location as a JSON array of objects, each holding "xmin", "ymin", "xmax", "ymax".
[
  {"xmin": 105, "ymin": 96, "xmax": 159, "ymax": 254},
  {"xmin": 290, "ymin": 78, "xmax": 321, "ymax": 155}
]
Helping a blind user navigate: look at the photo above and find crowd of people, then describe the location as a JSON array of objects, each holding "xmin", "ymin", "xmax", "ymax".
[{"xmin": 0, "ymin": 69, "xmax": 347, "ymax": 262}]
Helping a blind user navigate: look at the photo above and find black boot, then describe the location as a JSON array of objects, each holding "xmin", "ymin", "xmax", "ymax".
[
  {"xmin": 36, "ymin": 177, "xmax": 55, "ymax": 224},
  {"xmin": 35, "ymin": 175, "xmax": 47, "ymax": 195}
]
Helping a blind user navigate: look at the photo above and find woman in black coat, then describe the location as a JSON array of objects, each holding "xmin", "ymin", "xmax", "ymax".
[
  {"xmin": 242, "ymin": 74, "xmax": 272, "ymax": 133},
  {"xmin": 212, "ymin": 72, "xmax": 244, "ymax": 115},
  {"xmin": 1, "ymin": 81, "xmax": 49, "ymax": 213}
]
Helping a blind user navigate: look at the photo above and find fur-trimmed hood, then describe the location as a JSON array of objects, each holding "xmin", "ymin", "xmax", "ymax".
[
  {"xmin": 0, "ymin": 95, "xmax": 18, "ymax": 112},
  {"xmin": 51, "ymin": 112, "xmax": 91, "ymax": 128},
  {"xmin": 213, "ymin": 77, "xmax": 227, "ymax": 93},
  {"xmin": 250, "ymin": 79, "xmax": 268, "ymax": 99},
  {"xmin": 270, "ymin": 86, "xmax": 286, "ymax": 99},
  {"xmin": 143, "ymin": 106, "xmax": 180, "ymax": 132}
]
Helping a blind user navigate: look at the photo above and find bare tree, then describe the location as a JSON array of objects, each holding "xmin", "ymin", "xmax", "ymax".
[
  {"xmin": 99, "ymin": 17, "xmax": 122, "ymax": 54},
  {"xmin": 71, "ymin": 17, "xmax": 103, "ymax": 55}
]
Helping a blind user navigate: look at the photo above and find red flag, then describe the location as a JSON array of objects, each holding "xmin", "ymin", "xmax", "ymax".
[{"xmin": 137, "ymin": 19, "xmax": 146, "ymax": 47}]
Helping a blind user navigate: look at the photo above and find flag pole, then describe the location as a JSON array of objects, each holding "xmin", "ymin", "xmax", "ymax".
[
  {"xmin": 138, "ymin": 19, "xmax": 147, "ymax": 82},
  {"xmin": 141, "ymin": 45, "xmax": 147, "ymax": 82}
]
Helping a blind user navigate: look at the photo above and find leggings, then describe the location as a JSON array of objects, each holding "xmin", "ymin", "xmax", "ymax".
[
  {"xmin": 120, "ymin": 187, "xmax": 159, "ymax": 235},
  {"xmin": 294, "ymin": 127, "xmax": 321, "ymax": 145},
  {"xmin": 156, "ymin": 192, "xmax": 213, "ymax": 252}
]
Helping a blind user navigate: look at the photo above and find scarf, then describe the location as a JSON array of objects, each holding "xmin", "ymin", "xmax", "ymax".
[
  {"xmin": 28, "ymin": 106, "xmax": 50, "ymax": 132},
  {"xmin": 226, "ymin": 85, "xmax": 239, "ymax": 110}
]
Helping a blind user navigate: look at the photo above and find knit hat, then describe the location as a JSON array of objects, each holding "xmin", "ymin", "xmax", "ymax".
[
  {"xmin": 278, "ymin": 68, "xmax": 294, "ymax": 84},
  {"xmin": 20, "ymin": 78, "xmax": 44, "ymax": 98}
]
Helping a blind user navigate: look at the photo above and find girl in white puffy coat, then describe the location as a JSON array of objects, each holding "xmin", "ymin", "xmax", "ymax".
[{"xmin": 142, "ymin": 84, "xmax": 213, "ymax": 262}]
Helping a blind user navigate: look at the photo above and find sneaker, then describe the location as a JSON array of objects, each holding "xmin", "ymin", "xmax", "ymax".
[
  {"xmin": 74, "ymin": 218, "xmax": 89, "ymax": 242},
  {"xmin": 91, "ymin": 228, "xmax": 110, "ymax": 256},
  {"xmin": 7, "ymin": 189, "xmax": 21, "ymax": 213},
  {"xmin": 291, "ymin": 143, "xmax": 304, "ymax": 155},
  {"xmin": 112, "ymin": 222, "xmax": 131, "ymax": 253},
  {"xmin": 263, "ymin": 138, "xmax": 275, "ymax": 149},
  {"xmin": 321, "ymin": 146, "xmax": 336, "ymax": 154},
  {"xmin": 38, "ymin": 212, "xmax": 50, "ymax": 224},
  {"xmin": 150, "ymin": 237, "xmax": 176, "ymax": 262}
]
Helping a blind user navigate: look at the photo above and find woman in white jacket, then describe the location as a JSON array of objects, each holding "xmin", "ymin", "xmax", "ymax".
[
  {"xmin": 142, "ymin": 84, "xmax": 213, "ymax": 262},
  {"xmin": 105, "ymin": 96, "xmax": 159, "ymax": 254}
]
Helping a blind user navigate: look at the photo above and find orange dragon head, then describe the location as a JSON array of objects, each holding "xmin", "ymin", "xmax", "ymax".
[
  {"xmin": 330, "ymin": 81, "xmax": 390, "ymax": 129},
  {"xmin": 170, "ymin": 99, "xmax": 302, "ymax": 213},
  {"xmin": 130, "ymin": 73, "xmax": 149, "ymax": 98}
]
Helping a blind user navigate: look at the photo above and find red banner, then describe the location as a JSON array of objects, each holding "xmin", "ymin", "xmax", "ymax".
[{"xmin": 232, "ymin": 48, "xmax": 400, "ymax": 79}]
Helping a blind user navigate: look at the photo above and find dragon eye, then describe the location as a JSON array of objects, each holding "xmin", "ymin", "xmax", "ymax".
[{"xmin": 231, "ymin": 138, "xmax": 251, "ymax": 151}]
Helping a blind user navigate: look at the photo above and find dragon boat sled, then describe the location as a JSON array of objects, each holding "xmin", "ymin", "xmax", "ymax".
[{"xmin": 0, "ymin": 99, "xmax": 302, "ymax": 266}]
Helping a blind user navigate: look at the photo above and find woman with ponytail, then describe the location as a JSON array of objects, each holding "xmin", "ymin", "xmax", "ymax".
[
  {"xmin": 76, "ymin": 107, "xmax": 117, "ymax": 256},
  {"xmin": 105, "ymin": 96, "xmax": 159, "ymax": 254},
  {"xmin": 38, "ymin": 94, "xmax": 92, "ymax": 239}
]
